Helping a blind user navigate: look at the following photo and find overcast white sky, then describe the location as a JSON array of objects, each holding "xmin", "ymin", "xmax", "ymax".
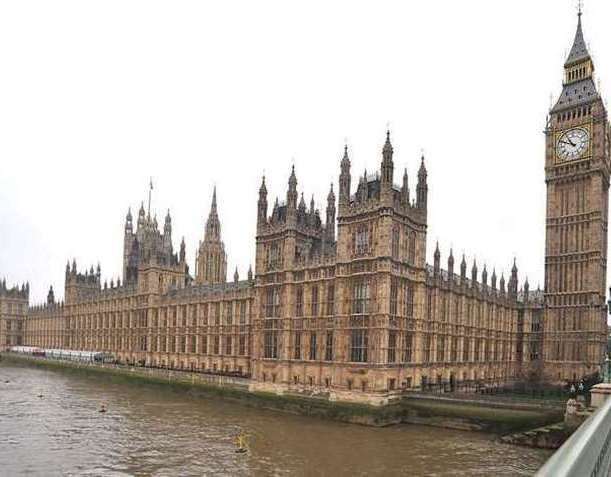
[{"xmin": 1, "ymin": 0, "xmax": 610, "ymax": 304}]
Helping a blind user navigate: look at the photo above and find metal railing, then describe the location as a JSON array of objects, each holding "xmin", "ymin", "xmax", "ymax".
[{"xmin": 536, "ymin": 396, "xmax": 611, "ymax": 477}]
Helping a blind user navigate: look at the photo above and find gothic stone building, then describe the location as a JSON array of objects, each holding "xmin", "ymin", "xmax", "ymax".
[
  {"xmin": 0, "ymin": 280, "xmax": 29, "ymax": 350},
  {"xmin": 20, "ymin": 14, "xmax": 610, "ymax": 405}
]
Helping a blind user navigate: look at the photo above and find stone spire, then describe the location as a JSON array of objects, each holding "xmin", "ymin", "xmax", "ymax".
[
  {"xmin": 339, "ymin": 144, "xmax": 351, "ymax": 207},
  {"xmin": 196, "ymin": 187, "xmax": 227, "ymax": 285},
  {"xmin": 417, "ymin": 155, "xmax": 428, "ymax": 209},
  {"xmin": 401, "ymin": 168, "xmax": 409, "ymax": 205},
  {"xmin": 381, "ymin": 130, "xmax": 394, "ymax": 187},
  {"xmin": 565, "ymin": 8, "xmax": 590, "ymax": 67},
  {"xmin": 205, "ymin": 187, "xmax": 221, "ymax": 241},
  {"xmin": 326, "ymin": 183, "xmax": 336, "ymax": 243},
  {"xmin": 287, "ymin": 165, "xmax": 298, "ymax": 210},
  {"xmin": 433, "ymin": 242, "xmax": 441, "ymax": 276},
  {"xmin": 258, "ymin": 175, "xmax": 268, "ymax": 227},
  {"xmin": 460, "ymin": 254, "xmax": 467, "ymax": 283},
  {"xmin": 125, "ymin": 207, "xmax": 133, "ymax": 233}
]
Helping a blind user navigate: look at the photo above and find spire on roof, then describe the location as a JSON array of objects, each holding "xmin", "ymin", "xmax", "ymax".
[
  {"xmin": 341, "ymin": 144, "xmax": 350, "ymax": 167},
  {"xmin": 382, "ymin": 130, "xmax": 393, "ymax": 158},
  {"xmin": 204, "ymin": 187, "xmax": 221, "ymax": 241},
  {"xmin": 566, "ymin": 8, "xmax": 591, "ymax": 66},
  {"xmin": 211, "ymin": 185, "xmax": 217, "ymax": 213}
]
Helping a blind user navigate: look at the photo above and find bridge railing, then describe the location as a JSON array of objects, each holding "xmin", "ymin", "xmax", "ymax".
[{"xmin": 536, "ymin": 396, "xmax": 611, "ymax": 477}]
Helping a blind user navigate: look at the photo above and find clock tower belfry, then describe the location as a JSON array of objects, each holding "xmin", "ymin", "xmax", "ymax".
[{"xmin": 543, "ymin": 10, "xmax": 611, "ymax": 382}]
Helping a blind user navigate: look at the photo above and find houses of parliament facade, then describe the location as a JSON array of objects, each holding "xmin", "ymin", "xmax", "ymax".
[{"xmin": 2, "ymin": 12, "xmax": 610, "ymax": 405}]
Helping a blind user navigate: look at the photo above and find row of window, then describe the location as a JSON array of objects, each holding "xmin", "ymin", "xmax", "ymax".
[
  {"xmin": 556, "ymin": 105, "xmax": 592, "ymax": 123},
  {"xmin": 69, "ymin": 334, "xmax": 250, "ymax": 356}
]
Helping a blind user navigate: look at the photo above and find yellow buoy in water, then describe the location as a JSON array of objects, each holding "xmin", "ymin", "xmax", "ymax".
[{"xmin": 234, "ymin": 431, "xmax": 249, "ymax": 454}]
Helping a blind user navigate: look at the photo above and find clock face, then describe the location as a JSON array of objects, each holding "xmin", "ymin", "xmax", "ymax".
[{"xmin": 557, "ymin": 128, "xmax": 590, "ymax": 161}]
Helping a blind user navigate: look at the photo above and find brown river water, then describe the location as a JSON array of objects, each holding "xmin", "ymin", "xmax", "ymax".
[{"xmin": 0, "ymin": 363, "xmax": 551, "ymax": 476}]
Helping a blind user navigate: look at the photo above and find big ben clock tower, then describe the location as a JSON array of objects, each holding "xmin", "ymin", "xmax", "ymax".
[{"xmin": 544, "ymin": 10, "xmax": 611, "ymax": 382}]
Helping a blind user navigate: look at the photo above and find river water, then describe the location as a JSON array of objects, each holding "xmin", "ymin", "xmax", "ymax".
[{"xmin": 0, "ymin": 363, "xmax": 551, "ymax": 476}]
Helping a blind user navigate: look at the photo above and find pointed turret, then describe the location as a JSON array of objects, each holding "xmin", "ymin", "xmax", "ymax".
[
  {"xmin": 552, "ymin": 10, "xmax": 599, "ymax": 112},
  {"xmin": 508, "ymin": 258, "xmax": 518, "ymax": 297},
  {"xmin": 471, "ymin": 259, "xmax": 478, "ymax": 285},
  {"xmin": 287, "ymin": 165, "xmax": 298, "ymax": 210},
  {"xmin": 234, "ymin": 267, "xmax": 239, "ymax": 283},
  {"xmin": 196, "ymin": 187, "xmax": 227, "ymax": 285},
  {"xmin": 401, "ymin": 168, "xmax": 410, "ymax": 205},
  {"xmin": 179, "ymin": 237, "xmax": 186, "ymax": 263},
  {"xmin": 298, "ymin": 193, "xmax": 306, "ymax": 213},
  {"xmin": 47, "ymin": 286, "xmax": 55, "ymax": 305},
  {"xmin": 381, "ymin": 130, "xmax": 394, "ymax": 188},
  {"xmin": 205, "ymin": 188, "xmax": 221, "ymax": 241},
  {"xmin": 433, "ymin": 242, "xmax": 441, "ymax": 276},
  {"xmin": 258, "ymin": 175, "xmax": 268, "ymax": 227},
  {"xmin": 491, "ymin": 268, "xmax": 497, "ymax": 290},
  {"xmin": 524, "ymin": 276, "xmax": 530, "ymax": 300},
  {"xmin": 448, "ymin": 249, "xmax": 454, "ymax": 279},
  {"xmin": 125, "ymin": 207, "xmax": 133, "ymax": 233},
  {"xmin": 500, "ymin": 274, "xmax": 506, "ymax": 294},
  {"xmin": 326, "ymin": 183, "xmax": 336, "ymax": 243},
  {"xmin": 460, "ymin": 254, "xmax": 467, "ymax": 283},
  {"xmin": 482, "ymin": 265, "xmax": 488, "ymax": 287},
  {"xmin": 417, "ymin": 155, "xmax": 428, "ymax": 209},
  {"xmin": 566, "ymin": 10, "xmax": 590, "ymax": 67},
  {"xmin": 164, "ymin": 209, "xmax": 172, "ymax": 234},
  {"xmin": 248, "ymin": 264, "xmax": 253, "ymax": 281},
  {"xmin": 339, "ymin": 144, "xmax": 351, "ymax": 207},
  {"xmin": 360, "ymin": 170, "xmax": 368, "ymax": 202},
  {"xmin": 138, "ymin": 202, "xmax": 146, "ymax": 228}
]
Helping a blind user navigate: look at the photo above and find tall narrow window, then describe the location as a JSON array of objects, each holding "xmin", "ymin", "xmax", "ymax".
[
  {"xmin": 264, "ymin": 330, "xmax": 278, "ymax": 359},
  {"xmin": 294, "ymin": 332, "xmax": 301, "ymax": 360},
  {"xmin": 353, "ymin": 280, "xmax": 370, "ymax": 314},
  {"xmin": 388, "ymin": 331, "xmax": 397, "ymax": 363},
  {"xmin": 405, "ymin": 282, "xmax": 414, "ymax": 318},
  {"xmin": 403, "ymin": 332, "xmax": 413, "ymax": 362},
  {"xmin": 390, "ymin": 278, "xmax": 398, "ymax": 316},
  {"xmin": 311, "ymin": 285, "xmax": 319, "ymax": 317},
  {"xmin": 350, "ymin": 329, "xmax": 368, "ymax": 362},
  {"xmin": 408, "ymin": 231, "xmax": 416, "ymax": 264},
  {"xmin": 295, "ymin": 286, "xmax": 304, "ymax": 317},
  {"xmin": 326, "ymin": 283, "xmax": 335, "ymax": 315},
  {"xmin": 355, "ymin": 224, "xmax": 370, "ymax": 256},
  {"xmin": 240, "ymin": 301, "xmax": 246, "ymax": 324},
  {"xmin": 309, "ymin": 332, "xmax": 317, "ymax": 360},
  {"xmin": 391, "ymin": 226, "xmax": 400, "ymax": 259},
  {"xmin": 325, "ymin": 331, "xmax": 333, "ymax": 361},
  {"xmin": 265, "ymin": 287, "xmax": 280, "ymax": 317},
  {"xmin": 437, "ymin": 335, "xmax": 445, "ymax": 362}
]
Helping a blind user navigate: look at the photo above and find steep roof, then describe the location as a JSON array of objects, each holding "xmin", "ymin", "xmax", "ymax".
[{"xmin": 565, "ymin": 13, "xmax": 590, "ymax": 67}]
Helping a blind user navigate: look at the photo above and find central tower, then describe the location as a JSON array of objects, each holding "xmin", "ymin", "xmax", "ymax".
[{"xmin": 543, "ymin": 11, "xmax": 611, "ymax": 381}]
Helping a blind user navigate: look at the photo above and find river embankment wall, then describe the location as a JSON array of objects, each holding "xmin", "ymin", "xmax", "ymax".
[{"xmin": 1, "ymin": 353, "xmax": 563, "ymax": 432}]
